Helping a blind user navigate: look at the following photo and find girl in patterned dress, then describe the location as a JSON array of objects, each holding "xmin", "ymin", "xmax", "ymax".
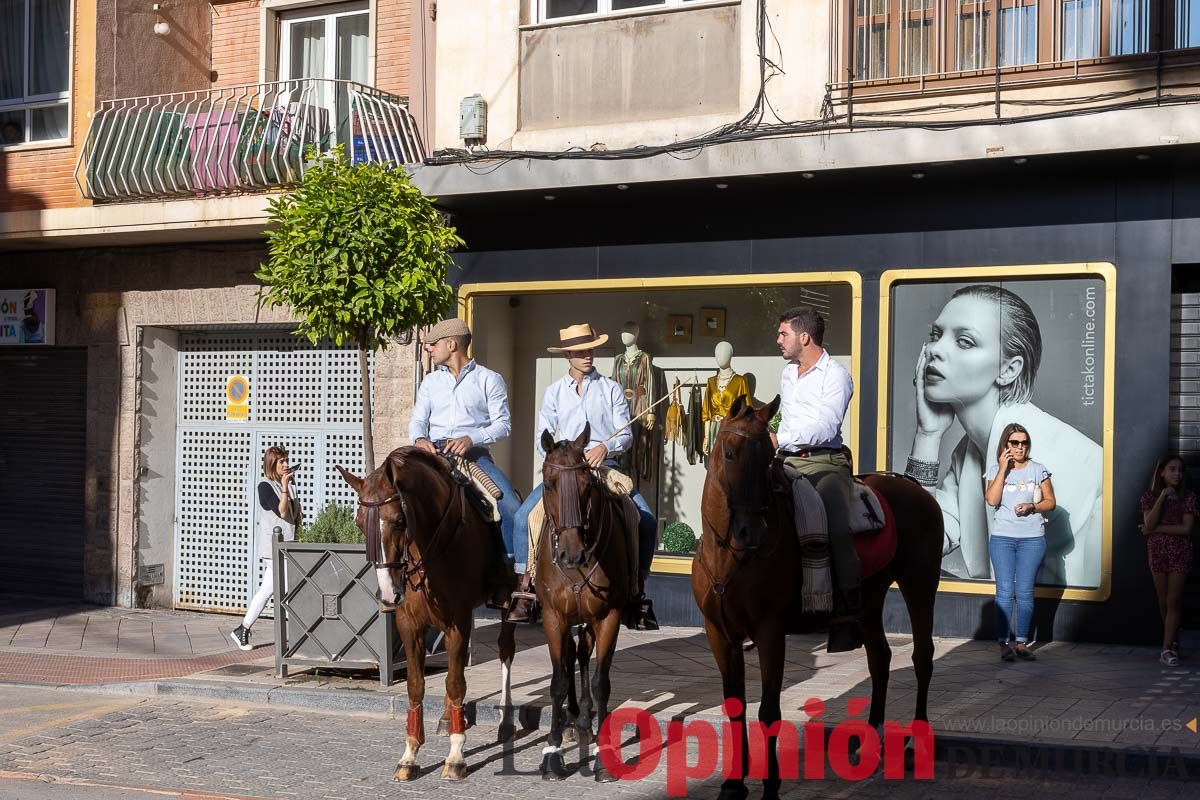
[{"xmin": 1140, "ymin": 454, "xmax": 1196, "ymax": 666}]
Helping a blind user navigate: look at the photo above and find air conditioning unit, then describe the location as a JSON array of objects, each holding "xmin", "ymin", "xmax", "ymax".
[{"xmin": 459, "ymin": 94, "xmax": 487, "ymax": 143}]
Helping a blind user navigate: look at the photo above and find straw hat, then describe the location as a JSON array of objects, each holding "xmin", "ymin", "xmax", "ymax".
[{"xmin": 547, "ymin": 322, "xmax": 608, "ymax": 353}]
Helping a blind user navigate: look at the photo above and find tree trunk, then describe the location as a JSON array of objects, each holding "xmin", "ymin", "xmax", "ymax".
[{"xmin": 358, "ymin": 338, "xmax": 376, "ymax": 471}]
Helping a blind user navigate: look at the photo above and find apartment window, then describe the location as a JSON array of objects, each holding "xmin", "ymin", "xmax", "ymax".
[
  {"xmin": 902, "ymin": 0, "xmax": 937, "ymax": 75},
  {"xmin": 1000, "ymin": 2, "xmax": 1038, "ymax": 65},
  {"xmin": 956, "ymin": 0, "xmax": 993, "ymax": 70},
  {"xmin": 1178, "ymin": 0, "xmax": 1200, "ymax": 47},
  {"xmin": 541, "ymin": 0, "xmax": 708, "ymax": 22},
  {"xmin": 1110, "ymin": 0, "xmax": 1151, "ymax": 54},
  {"xmin": 0, "ymin": 0, "xmax": 71, "ymax": 146},
  {"xmin": 278, "ymin": 3, "xmax": 369, "ymax": 146},
  {"xmin": 1062, "ymin": 0, "xmax": 1099, "ymax": 58}
]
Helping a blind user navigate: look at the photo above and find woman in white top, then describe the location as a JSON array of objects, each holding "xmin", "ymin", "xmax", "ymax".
[
  {"xmin": 230, "ymin": 445, "xmax": 302, "ymax": 651},
  {"xmin": 985, "ymin": 423, "xmax": 1055, "ymax": 661},
  {"xmin": 905, "ymin": 284, "xmax": 1102, "ymax": 587}
]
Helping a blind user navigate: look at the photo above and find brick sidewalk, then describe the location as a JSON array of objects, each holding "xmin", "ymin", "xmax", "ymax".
[{"xmin": 3, "ymin": 598, "xmax": 1199, "ymax": 757}]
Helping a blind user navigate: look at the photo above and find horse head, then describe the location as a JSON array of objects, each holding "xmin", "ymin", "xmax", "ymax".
[
  {"xmin": 540, "ymin": 423, "xmax": 601, "ymax": 571},
  {"xmin": 336, "ymin": 450, "xmax": 447, "ymax": 604},
  {"xmin": 711, "ymin": 394, "xmax": 781, "ymax": 549}
]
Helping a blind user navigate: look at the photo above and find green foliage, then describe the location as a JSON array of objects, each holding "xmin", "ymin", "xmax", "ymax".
[
  {"xmin": 298, "ymin": 503, "xmax": 364, "ymax": 544},
  {"xmin": 662, "ymin": 521, "xmax": 697, "ymax": 554},
  {"xmin": 255, "ymin": 145, "xmax": 463, "ymax": 349}
]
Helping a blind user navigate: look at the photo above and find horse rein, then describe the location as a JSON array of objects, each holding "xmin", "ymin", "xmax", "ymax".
[
  {"xmin": 541, "ymin": 455, "xmax": 617, "ymax": 618},
  {"xmin": 358, "ymin": 479, "xmax": 465, "ymax": 593}
]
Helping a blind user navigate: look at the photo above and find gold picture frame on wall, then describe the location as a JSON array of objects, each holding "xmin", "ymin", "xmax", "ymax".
[
  {"xmin": 698, "ymin": 307, "xmax": 726, "ymax": 338},
  {"xmin": 666, "ymin": 314, "xmax": 693, "ymax": 344}
]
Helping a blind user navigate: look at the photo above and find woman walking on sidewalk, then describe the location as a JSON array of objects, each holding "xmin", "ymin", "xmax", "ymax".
[
  {"xmin": 985, "ymin": 422, "xmax": 1055, "ymax": 662},
  {"xmin": 231, "ymin": 446, "xmax": 303, "ymax": 651},
  {"xmin": 1140, "ymin": 453, "xmax": 1196, "ymax": 667}
]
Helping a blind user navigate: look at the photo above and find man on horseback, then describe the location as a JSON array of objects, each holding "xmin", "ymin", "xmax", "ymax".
[
  {"xmin": 507, "ymin": 322, "xmax": 660, "ymax": 630},
  {"xmin": 409, "ymin": 317, "xmax": 520, "ymax": 602},
  {"xmin": 773, "ymin": 306, "xmax": 863, "ymax": 653}
]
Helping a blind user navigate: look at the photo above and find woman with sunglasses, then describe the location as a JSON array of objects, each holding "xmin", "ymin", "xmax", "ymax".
[
  {"xmin": 1140, "ymin": 454, "xmax": 1195, "ymax": 666},
  {"xmin": 984, "ymin": 422, "xmax": 1055, "ymax": 661}
]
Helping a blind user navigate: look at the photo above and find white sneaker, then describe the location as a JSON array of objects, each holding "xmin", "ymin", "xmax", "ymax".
[{"xmin": 1160, "ymin": 649, "xmax": 1179, "ymax": 666}]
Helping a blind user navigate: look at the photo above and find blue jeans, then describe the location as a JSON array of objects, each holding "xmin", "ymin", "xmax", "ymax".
[
  {"xmin": 513, "ymin": 460, "xmax": 657, "ymax": 576},
  {"xmin": 468, "ymin": 449, "xmax": 522, "ymax": 561},
  {"xmin": 989, "ymin": 534, "xmax": 1046, "ymax": 644}
]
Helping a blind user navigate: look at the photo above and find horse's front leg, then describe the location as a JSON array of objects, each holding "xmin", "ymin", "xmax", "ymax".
[
  {"xmin": 560, "ymin": 627, "xmax": 580, "ymax": 744},
  {"xmin": 540, "ymin": 615, "xmax": 572, "ymax": 780},
  {"xmin": 589, "ymin": 607, "xmax": 623, "ymax": 783},
  {"xmin": 575, "ymin": 624, "xmax": 596, "ymax": 744},
  {"xmin": 754, "ymin": 626, "xmax": 787, "ymax": 800},
  {"xmin": 702, "ymin": 618, "xmax": 749, "ymax": 800},
  {"xmin": 498, "ymin": 619, "xmax": 518, "ymax": 742},
  {"xmin": 439, "ymin": 617, "xmax": 471, "ymax": 781},
  {"xmin": 394, "ymin": 614, "xmax": 428, "ymax": 782}
]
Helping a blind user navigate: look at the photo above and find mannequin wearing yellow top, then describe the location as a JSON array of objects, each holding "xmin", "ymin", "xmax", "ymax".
[{"xmin": 702, "ymin": 341, "xmax": 752, "ymax": 455}]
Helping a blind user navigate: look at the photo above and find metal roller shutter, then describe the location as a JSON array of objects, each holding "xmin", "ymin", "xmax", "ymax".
[
  {"xmin": 174, "ymin": 332, "xmax": 372, "ymax": 613},
  {"xmin": 0, "ymin": 348, "xmax": 87, "ymax": 598}
]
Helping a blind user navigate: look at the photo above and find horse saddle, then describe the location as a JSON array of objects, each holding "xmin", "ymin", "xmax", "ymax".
[
  {"xmin": 525, "ymin": 467, "xmax": 639, "ymax": 581},
  {"xmin": 443, "ymin": 454, "xmax": 503, "ymax": 524}
]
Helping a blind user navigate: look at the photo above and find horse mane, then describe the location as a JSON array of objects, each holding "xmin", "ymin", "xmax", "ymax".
[{"xmin": 385, "ymin": 446, "xmax": 453, "ymax": 483}]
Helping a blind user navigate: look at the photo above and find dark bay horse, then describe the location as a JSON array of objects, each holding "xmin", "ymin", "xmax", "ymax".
[
  {"xmin": 692, "ymin": 397, "xmax": 943, "ymax": 800},
  {"xmin": 338, "ymin": 447, "xmax": 518, "ymax": 782},
  {"xmin": 534, "ymin": 425, "xmax": 635, "ymax": 782}
]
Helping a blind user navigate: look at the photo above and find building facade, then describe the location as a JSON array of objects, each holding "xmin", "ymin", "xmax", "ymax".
[
  {"xmin": 409, "ymin": 0, "xmax": 1200, "ymax": 643},
  {"xmin": 1, "ymin": 0, "xmax": 430, "ymax": 610}
]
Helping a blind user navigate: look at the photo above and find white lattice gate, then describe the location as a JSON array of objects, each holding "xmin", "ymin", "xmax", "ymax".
[{"xmin": 174, "ymin": 332, "xmax": 372, "ymax": 613}]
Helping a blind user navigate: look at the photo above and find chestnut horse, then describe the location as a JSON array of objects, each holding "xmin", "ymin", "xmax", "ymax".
[
  {"xmin": 338, "ymin": 448, "xmax": 518, "ymax": 782},
  {"xmin": 534, "ymin": 425, "xmax": 635, "ymax": 782},
  {"xmin": 692, "ymin": 397, "xmax": 943, "ymax": 800}
]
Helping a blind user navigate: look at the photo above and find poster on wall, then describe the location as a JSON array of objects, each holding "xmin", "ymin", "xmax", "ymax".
[
  {"xmin": 887, "ymin": 276, "xmax": 1106, "ymax": 590},
  {"xmin": 0, "ymin": 289, "xmax": 55, "ymax": 345}
]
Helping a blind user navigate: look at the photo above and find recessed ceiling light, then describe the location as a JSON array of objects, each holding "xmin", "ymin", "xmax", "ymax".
[
  {"xmin": 617, "ymin": 184, "xmax": 629, "ymax": 190},
  {"xmin": 801, "ymin": 172, "xmax": 815, "ymax": 179},
  {"xmin": 911, "ymin": 171, "xmax": 926, "ymax": 179},
  {"xmin": 715, "ymin": 183, "xmax": 729, "ymax": 189},
  {"xmin": 1136, "ymin": 153, "xmax": 1151, "ymax": 161},
  {"xmin": 1013, "ymin": 157, "xmax": 1028, "ymax": 165},
  {"xmin": 543, "ymin": 194, "xmax": 556, "ymax": 200}
]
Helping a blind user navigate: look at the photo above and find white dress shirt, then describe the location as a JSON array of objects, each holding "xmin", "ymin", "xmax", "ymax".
[
  {"xmin": 408, "ymin": 359, "xmax": 511, "ymax": 447},
  {"xmin": 536, "ymin": 370, "xmax": 633, "ymax": 456},
  {"xmin": 776, "ymin": 349, "xmax": 853, "ymax": 451}
]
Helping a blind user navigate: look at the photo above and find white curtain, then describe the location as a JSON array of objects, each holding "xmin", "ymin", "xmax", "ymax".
[
  {"xmin": 288, "ymin": 19, "xmax": 326, "ymax": 80},
  {"xmin": 335, "ymin": 13, "xmax": 368, "ymax": 84},
  {"xmin": 1, "ymin": 0, "xmax": 26, "ymax": 101},
  {"xmin": 30, "ymin": 0, "xmax": 70, "ymax": 97}
]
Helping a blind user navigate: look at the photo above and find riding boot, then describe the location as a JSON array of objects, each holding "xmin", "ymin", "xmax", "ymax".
[
  {"xmin": 623, "ymin": 571, "xmax": 659, "ymax": 632},
  {"xmin": 826, "ymin": 586, "xmax": 863, "ymax": 653},
  {"xmin": 504, "ymin": 572, "xmax": 537, "ymax": 624}
]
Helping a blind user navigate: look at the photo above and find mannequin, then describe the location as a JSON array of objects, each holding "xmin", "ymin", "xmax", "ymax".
[
  {"xmin": 702, "ymin": 341, "xmax": 751, "ymax": 455},
  {"xmin": 612, "ymin": 322, "xmax": 657, "ymax": 483}
]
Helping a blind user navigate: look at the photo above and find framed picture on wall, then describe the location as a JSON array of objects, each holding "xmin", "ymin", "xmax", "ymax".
[
  {"xmin": 666, "ymin": 314, "xmax": 693, "ymax": 344},
  {"xmin": 699, "ymin": 307, "xmax": 726, "ymax": 338}
]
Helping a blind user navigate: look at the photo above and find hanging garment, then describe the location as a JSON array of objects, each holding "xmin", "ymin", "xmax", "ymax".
[{"xmin": 702, "ymin": 373, "xmax": 751, "ymax": 455}]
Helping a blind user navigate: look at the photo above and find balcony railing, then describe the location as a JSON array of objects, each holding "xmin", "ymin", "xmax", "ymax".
[{"xmin": 74, "ymin": 79, "xmax": 425, "ymax": 202}]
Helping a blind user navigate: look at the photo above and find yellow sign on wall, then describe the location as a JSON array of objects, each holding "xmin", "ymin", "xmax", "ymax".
[{"xmin": 226, "ymin": 375, "xmax": 249, "ymax": 422}]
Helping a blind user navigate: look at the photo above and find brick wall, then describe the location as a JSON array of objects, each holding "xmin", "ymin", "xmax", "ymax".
[
  {"xmin": 2, "ymin": 242, "xmax": 417, "ymax": 608},
  {"xmin": 0, "ymin": 147, "xmax": 81, "ymax": 212},
  {"xmin": 376, "ymin": 0, "xmax": 413, "ymax": 98},
  {"xmin": 211, "ymin": 0, "xmax": 261, "ymax": 88}
]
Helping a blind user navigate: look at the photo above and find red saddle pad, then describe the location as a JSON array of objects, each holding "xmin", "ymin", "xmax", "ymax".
[{"xmin": 852, "ymin": 487, "xmax": 898, "ymax": 581}]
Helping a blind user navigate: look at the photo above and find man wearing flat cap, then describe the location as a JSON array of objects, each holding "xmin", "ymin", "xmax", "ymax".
[
  {"xmin": 409, "ymin": 318, "xmax": 521, "ymax": 564},
  {"xmin": 508, "ymin": 323, "xmax": 659, "ymax": 629}
]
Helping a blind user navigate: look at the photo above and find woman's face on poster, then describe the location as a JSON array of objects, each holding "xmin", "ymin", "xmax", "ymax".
[{"xmin": 923, "ymin": 294, "xmax": 1006, "ymax": 407}]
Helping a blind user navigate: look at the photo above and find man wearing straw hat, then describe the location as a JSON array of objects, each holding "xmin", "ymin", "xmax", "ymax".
[
  {"xmin": 508, "ymin": 322, "xmax": 659, "ymax": 630},
  {"xmin": 409, "ymin": 318, "xmax": 522, "ymax": 572}
]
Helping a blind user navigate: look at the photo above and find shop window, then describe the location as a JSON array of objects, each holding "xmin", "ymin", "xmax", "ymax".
[
  {"xmin": 0, "ymin": 0, "xmax": 71, "ymax": 147},
  {"xmin": 464, "ymin": 280, "xmax": 858, "ymax": 562}
]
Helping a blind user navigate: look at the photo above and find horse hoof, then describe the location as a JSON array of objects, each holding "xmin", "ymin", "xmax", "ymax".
[
  {"xmin": 593, "ymin": 758, "xmax": 618, "ymax": 783},
  {"xmin": 562, "ymin": 726, "xmax": 576, "ymax": 743},
  {"xmin": 540, "ymin": 752, "xmax": 568, "ymax": 780},
  {"xmin": 436, "ymin": 719, "xmax": 450, "ymax": 737},
  {"xmin": 393, "ymin": 763, "xmax": 420, "ymax": 782},
  {"xmin": 717, "ymin": 781, "xmax": 748, "ymax": 800},
  {"xmin": 441, "ymin": 761, "xmax": 468, "ymax": 782}
]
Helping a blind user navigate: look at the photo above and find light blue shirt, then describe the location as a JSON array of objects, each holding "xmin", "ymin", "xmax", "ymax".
[
  {"xmin": 408, "ymin": 359, "xmax": 511, "ymax": 447},
  {"xmin": 776, "ymin": 349, "xmax": 853, "ymax": 452},
  {"xmin": 536, "ymin": 370, "xmax": 633, "ymax": 456}
]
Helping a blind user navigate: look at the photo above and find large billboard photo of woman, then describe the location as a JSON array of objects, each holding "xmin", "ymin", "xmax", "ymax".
[{"xmin": 883, "ymin": 266, "xmax": 1112, "ymax": 593}]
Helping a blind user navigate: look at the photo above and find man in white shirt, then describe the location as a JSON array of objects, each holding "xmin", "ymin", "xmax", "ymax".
[
  {"xmin": 409, "ymin": 318, "xmax": 521, "ymax": 564},
  {"xmin": 509, "ymin": 323, "xmax": 659, "ymax": 629},
  {"xmin": 773, "ymin": 306, "xmax": 861, "ymax": 652}
]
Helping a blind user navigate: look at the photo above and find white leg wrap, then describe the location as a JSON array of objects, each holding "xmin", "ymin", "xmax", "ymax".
[{"xmin": 542, "ymin": 745, "xmax": 561, "ymax": 755}]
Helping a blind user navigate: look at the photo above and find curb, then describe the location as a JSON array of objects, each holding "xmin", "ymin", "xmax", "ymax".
[{"xmin": 8, "ymin": 678, "xmax": 1198, "ymax": 778}]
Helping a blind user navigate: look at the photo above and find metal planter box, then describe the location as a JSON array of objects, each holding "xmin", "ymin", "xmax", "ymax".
[{"xmin": 272, "ymin": 539, "xmax": 442, "ymax": 687}]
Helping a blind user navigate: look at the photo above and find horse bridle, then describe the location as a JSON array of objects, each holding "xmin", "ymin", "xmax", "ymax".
[
  {"xmin": 358, "ymin": 478, "xmax": 466, "ymax": 590},
  {"xmin": 541, "ymin": 454, "xmax": 615, "ymax": 611}
]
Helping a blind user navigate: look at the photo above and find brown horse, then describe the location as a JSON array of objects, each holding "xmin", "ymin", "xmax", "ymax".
[
  {"xmin": 692, "ymin": 397, "xmax": 943, "ymax": 800},
  {"xmin": 338, "ymin": 448, "xmax": 518, "ymax": 782},
  {"xmin": 534, "ymin": 425, "xmax": 635, "ymax": 782}
]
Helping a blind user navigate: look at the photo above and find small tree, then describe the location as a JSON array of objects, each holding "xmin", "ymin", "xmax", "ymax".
[{"xmin": 256, "ymin": 146, "xmax": 462, "ymax": 469}]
